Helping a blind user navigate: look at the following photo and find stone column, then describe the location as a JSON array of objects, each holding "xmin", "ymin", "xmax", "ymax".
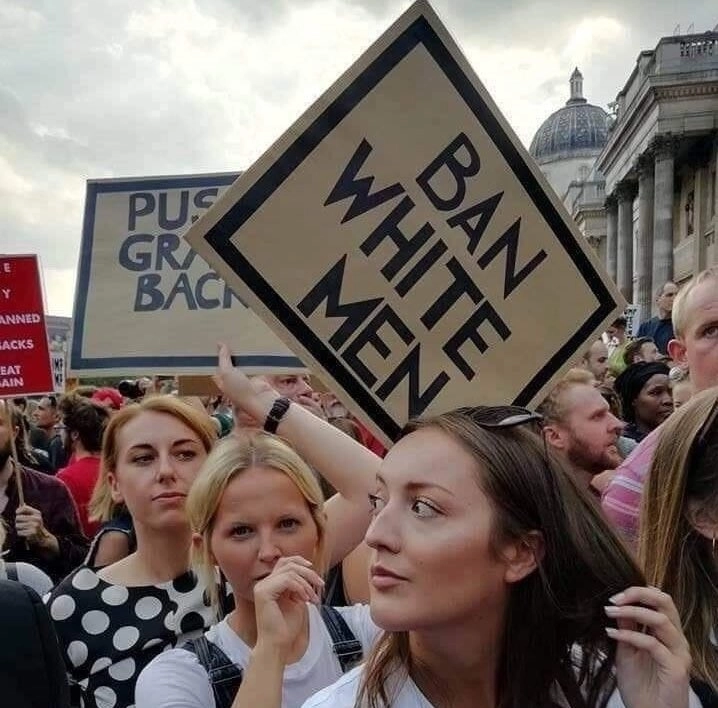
[
  {"xmin": 636, "ymin": 153, "xmax": 655, "ymax": 321},
  {"xmin": 615, "ymin": 180, "xmax": 636, "ymax": 302},
  {"xmin": 605, "ymin": 195, "xmax": 618, "ymax": 283},
  {"xmin": 651, "ymin": 135, "xmax": 676, "ymax": 294},
  {"xmin": 691, "ymin": 152, "xmax": 712, "ymax": 273},
  {"xmin": 597, "ymin": 233, "xmax": 607, "ymax": 268}
]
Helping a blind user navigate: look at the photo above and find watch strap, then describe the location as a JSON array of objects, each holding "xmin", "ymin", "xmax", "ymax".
[{"xmin": 263, "ymin": 397, "xmax": 291, "ymax": 434}]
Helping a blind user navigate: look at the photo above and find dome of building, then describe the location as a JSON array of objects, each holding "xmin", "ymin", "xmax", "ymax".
[{"xmin": 529, "ymin": 69, "xmax": 611, "ymax": 164}]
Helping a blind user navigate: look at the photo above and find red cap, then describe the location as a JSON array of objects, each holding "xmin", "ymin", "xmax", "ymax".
[{"xmin": 92, "ymin": 387, "xmax": 124, "ymax": 410}]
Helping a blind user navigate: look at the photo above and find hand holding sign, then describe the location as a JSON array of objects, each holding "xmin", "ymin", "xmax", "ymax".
[
  {"xmin": 215, "ymin": 343, "xmax": 280, "ymax": 425},
  {"xmin": 15, "ymin": 504, "xmax": 59, "ymax": 554}
]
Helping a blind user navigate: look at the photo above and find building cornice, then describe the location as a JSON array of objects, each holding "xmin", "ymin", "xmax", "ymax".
[
  {"xmin": 574, "ymin": 208, "xmax": 606, "ymax": 220},
  {"xmin": 596, "ymin": 84, "xmax": 657, "ymax": 175},
  {"xmin": 597, "ymin": 78, "xmax": 718, "ymax": 179},
  {"xmin": 653, "ymin": 82, "xmax": 718, "ymax": 100}
]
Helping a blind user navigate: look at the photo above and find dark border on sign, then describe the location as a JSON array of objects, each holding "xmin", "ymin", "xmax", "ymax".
[
  {"xmin": 201, "ymin": 16, "xmax": 615, "ymax": 441},
  {"xmin": 71, "ymin": 175, "xmax": 304, "ymax": 372}
]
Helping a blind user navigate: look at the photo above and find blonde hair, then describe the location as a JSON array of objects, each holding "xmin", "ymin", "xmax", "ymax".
[
  {"xmin": 89, "ymin": 395, "xmax": 217, "ymax": 522},
  {"xmin": 537, "ymin": 368, "xmax": 595, "ymax": 424},
  {"xmin": 672, "ymin": 376, "xmax": 694, "ymax": 410},
  {"xmin": 186, "ymin": 430, "xmax": 327, "ymax": 615},
  {"xmin": 639, "ymin": 386, "xmax": 718, "ymax": 690},
  {"xmin": 673, "ymin": 267, "xmax": 718, "ymax": 338}
]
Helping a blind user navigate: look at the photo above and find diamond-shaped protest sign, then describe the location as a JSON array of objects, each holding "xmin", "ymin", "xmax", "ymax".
[{"xmin": 185, "ymin": 0, "xmax": 624, "ymax": 445}]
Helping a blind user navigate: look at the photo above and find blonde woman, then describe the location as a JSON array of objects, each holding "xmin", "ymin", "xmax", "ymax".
[
  {"xmin": 136, "ymin": 431, "xmax": 380, "ymax": 708},
  {"xmin": 639, "ymin": 386, "xmax": 718, "ymax": 705},
  {"xmin": 46, "ymin": 396, "xmax": 218, "ymax": 708}
]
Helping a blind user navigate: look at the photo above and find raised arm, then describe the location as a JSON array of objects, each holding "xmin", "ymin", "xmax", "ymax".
[{"xmin": 216, "ymin": 344, "xmax": 381, "ymax": 568}]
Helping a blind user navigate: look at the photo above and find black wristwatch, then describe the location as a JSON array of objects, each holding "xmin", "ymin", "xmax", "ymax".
[{"xmin": 263, "ymin": 397, "xmax": 291, "ymax": 434}]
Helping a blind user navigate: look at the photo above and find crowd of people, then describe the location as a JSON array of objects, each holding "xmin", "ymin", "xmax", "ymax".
[{"xmin": 2, "ymin": 269, "xmax": 718, "ymax": 707}]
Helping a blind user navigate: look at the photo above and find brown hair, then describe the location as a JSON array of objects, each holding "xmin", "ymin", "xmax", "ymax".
[
  {"xmin": 639, "ymin": 387, "xmax": 718, "ymax": 690},
  {"xmin": 59, "ymin": 394, "xmax": 109, "ymax": 454},
  {"xmin": 598, "ymin": 385, "xmax": 623, "ymax": 420},
  {"xmin": 623, "ymin": 337, "xmax": 653, "ymax": 366},
  {"xmin": 89, "ymin": 395, "xmax": 216, "ymax": 522},
  {"xmin": 1, "ymin": 404, "xmax": 36, "ymax": 465},
  {"xmin": 357, "ymin": 409, "xmax": 644, "ymax": 708}
]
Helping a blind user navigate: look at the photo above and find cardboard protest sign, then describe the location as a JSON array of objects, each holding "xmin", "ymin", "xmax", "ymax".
[
  {"xmin": 0, "ymin": 255, "xmax": 54, "ymax": 396},
  {"xmin": 70, "ymin": 173, "xmax": 305, "ymax": 377},
  {"xmin": 177, "ymin": 376, "xmax": 221, "ymax": 397},
  {"xmin": 177, "ymin": 373, "xmax": 330, "ymax": 397},
  {"xmin": 185, "ymin": 0, "xmax": 625, "ymax": 444}
]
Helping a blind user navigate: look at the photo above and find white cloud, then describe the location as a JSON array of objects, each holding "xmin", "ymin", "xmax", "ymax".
[
  {"xmin": 461, "ymin": 16, "xmax": 628, "ymax": 146},
  {"xmin": 40, "ymin": 266, "xmax": 76, "ymax": 316},
  {"xmin": 0, "ymin": 0, "xmax": 44, "ymax": 33},
  {"xmin": 563, "ymin": 17, "xmax": 628, "ymax": 64},
  {"xmin": 121, "ymin": 0, "xmax": 389, "ymax": 166},
  {"xmin": 0, "ymin": 154, "xmax": 32, "ymax": 195}
]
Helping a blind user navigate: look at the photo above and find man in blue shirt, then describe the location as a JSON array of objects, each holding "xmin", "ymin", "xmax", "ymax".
[{"xmin": 637, "ymin": 281, "xmax": 678, "ymax": 355}]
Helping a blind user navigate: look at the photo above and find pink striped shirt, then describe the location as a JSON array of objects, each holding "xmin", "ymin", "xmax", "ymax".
[{"xmin": 601, "ymin": 426, "xmax": 662, "ymax": 547}]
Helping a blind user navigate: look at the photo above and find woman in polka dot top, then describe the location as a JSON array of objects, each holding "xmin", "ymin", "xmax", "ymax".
[{"xmin": 46, "ymin": 395, "xmax": 219, "ymax": 708}]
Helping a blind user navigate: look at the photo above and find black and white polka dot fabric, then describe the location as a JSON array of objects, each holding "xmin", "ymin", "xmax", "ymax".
[{"xmin": 46, "ymin": 565, "xmax": 214, "ymax": 708}]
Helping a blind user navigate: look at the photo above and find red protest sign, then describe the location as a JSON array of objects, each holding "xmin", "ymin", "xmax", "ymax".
[{"xmin": 0, "ymin": 255, "xmax": 54, "ymax": 396}]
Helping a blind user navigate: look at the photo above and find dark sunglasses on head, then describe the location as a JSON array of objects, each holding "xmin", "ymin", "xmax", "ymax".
[{"xmin": 455, "ymin": 405, "xmax": 544, "ymax": 429}]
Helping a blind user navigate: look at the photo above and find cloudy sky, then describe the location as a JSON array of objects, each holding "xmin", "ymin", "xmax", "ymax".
[{"xmin": 1, "ymin": 0, "xmax": 715, "ymax": 316}]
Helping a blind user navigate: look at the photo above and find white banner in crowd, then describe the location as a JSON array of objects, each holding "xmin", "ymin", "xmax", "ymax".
[
  {"xmin": 52, "ymin": 354, "xmax": 65, "ymax": 394},
  {"xmin": 185, "ymin": 0, "xmax": 625, "ymax": 445},
  {"xmin": 70, "ymin": 173, "xmax": 305, "ymax": 377},
  {"xmin": 624, "ymin": 304, "xmax": 640, "ymax": 339}
]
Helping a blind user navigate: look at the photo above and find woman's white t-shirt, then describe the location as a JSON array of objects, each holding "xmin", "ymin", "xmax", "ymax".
[
  {"xmin": 135, "ymin": 603, "xmax": 380, "ymax": 708},
  {"xmin": 301, "ymin": 664, "xmax": 705, "ymax": 708},
  {"xmin": 302, "ymin": 665, "xmax": 432, "ymax": 708}
]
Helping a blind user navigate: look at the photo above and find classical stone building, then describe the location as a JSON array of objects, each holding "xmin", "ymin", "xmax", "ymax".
[
  {"xmin": 597, "ymin": 30, "xmax": 718, "ymax": 321},
  {"xmin": 542, "ymin": 29, "xmax": 718, "ymax": 325}
]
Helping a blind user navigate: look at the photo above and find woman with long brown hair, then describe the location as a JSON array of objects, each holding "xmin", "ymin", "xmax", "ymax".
[{"xmin": 640, "ymin": 386, "xmax": 718, "ymax": 705}]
